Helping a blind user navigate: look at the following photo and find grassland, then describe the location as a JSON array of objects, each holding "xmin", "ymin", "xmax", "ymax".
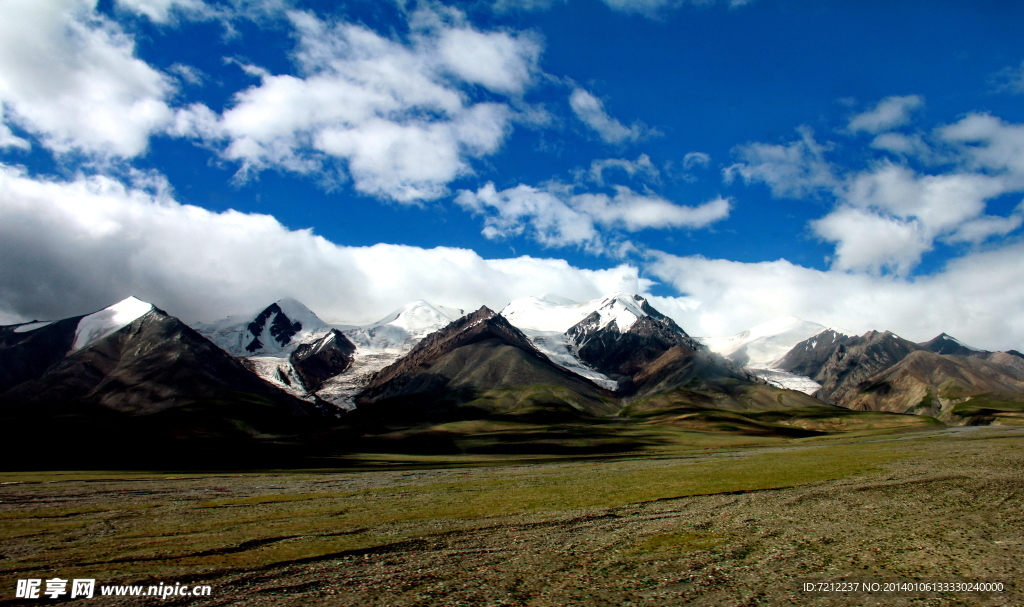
[{"xmin": 2, "ymin": 427, "xmax": 1022, "ymax": 606}]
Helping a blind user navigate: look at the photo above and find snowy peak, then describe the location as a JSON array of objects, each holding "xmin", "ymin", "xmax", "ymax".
[
  {"xmin": 72, "ymin": 296, "xmax": 154, "ymax": 351},
  {"xmin": 343, "ymin": 300, "xmax": 456, "ymax": 352},
  {"xmin": 194, "ymin": 298, "xmax": 330, "ymax": 356},
  {"xmin": 501, "ymin": 292, "xmax": 652, "ymax": 334},
  {"xmin": 372, "ymin": 300, "xmax": 457, "ymax": 333},
  {"xmin": 245, "ymin": 299, "xmax": 324, "ymax": 353},
  {"xmin": 701, "ymin": 316, "xmax": 827, "ymax": 369}
]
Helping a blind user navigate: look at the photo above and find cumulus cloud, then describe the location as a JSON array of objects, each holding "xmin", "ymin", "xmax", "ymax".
[
  {"xmin": 175, "ymin": 8, "xmax": 540, "ymax": 202},
  {"xmin": 433, "ymin": 24, "xmax": 542, "ymax": 95},
  {"xmin": 847, "ymin": 95, "xmax": 923, "ymax": 134},
  {"xmin": 813, "ymin": 162, "xmax": 1019, "ymax": 275},
  {"xmin": 870, "ymin": 132, "xmax": 930, "ymax": 158},
  {"xmin": 569, "ymin": 88, "xmax": 652, "ymax": 144},
  {"xmin": 456, "ymin": 181, "xmax": 730, "ymax": 252},
  {"xmin": 724, "ymin": 126, "xmax": 839, "ymax": 198},
  {"xmin": 0, "ymin": 163, "xmax": 644, "ymax": 325},
  {"xmin": 646, "ymin": 248, "xmax": 1024, "ymax": 352},
  {"xmin": 0, "ymin": 0, "xmax": 175, "ymax": 158},
  {"xmin": 728, "ymin": 115, "xmax": 1024, "ymax": 276},
  {"xmin": 939, "ymin": 113, "xmax": 1024, "ymax": 179},
  {"xmin": 4, "ymin": 162, "xmax": 1022, "ymax": 352}
]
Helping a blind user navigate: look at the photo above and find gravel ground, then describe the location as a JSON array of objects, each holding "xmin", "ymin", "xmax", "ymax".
[{"xmin": 2, "ymin": 427, "xmax": 1021, "ymax": 607}]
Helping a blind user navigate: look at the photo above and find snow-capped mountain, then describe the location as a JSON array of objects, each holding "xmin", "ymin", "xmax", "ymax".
[
  {"xmin": 500, "ymin": 292, "xmax": 706, "ymax": 390},
  {"xmin": 194, "ymin": 298, "xmax": 331, "ymax": 356},
  {"xmin": 315, "ymin": 301, "xmax": 459, "ymax": 408},
  {"xmin": 194, "ymin": 299, "xmax": 460, "ymax": 410},
  {"xmin": 7, "ymin": 294, "xmax": 156, "ymax": 354},
  {"xmin": 701, "ymin": 316, "xmax": 828, "ymax": 368},
  {"xmin": 343, "ymin": 300, "xmax": 459, "ymax": 352},
  {"xmin": 699, "ymin": 317, "xmax": 855, "ymax": 394},
  {"xmin": 72, "ymin": 296, "xmax": 155, "ymax": 351}
]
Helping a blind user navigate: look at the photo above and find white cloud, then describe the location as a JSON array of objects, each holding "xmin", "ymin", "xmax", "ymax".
[
  {"xmin": 167, "ymin": 63, "xmax": 205, "ymax": 86},
  {"xmin": 992, "ymin": 61, "xmax": 1024, "ymax": 95},
  {"xmin": 939, "ymin": 113, "xmax": 1024, "ymax": 179},
  {"xmin": 945, "ymin": 205, "xmax": 1024, "ymax": 244},
  {"xmin": 456, "ymin": 181, "xmax": 730, "ymax": 252},
  {"xmin": 599, "ymin": 0, "xmax": 754, "ymax": 17},
  {"xmin": 728, "ymin": 115, "xmax": 1024, "ymax": 276},
  {"xmin": 0, "ymin": 0, "xmax": 175, "ymax": 158},
  {"xmin": 569, "ymin": 88, "xmax": 651, "ymax": 144},
  {"xmin": 810, "ymin": 206, "xmax": 930, "ymax": 275},
  {"xmin": 870, "ymin": 132, "xmax": 930, "ymax": 158},
  {"xmin": 434, "ymin": 26, "xmax": 542, "ymax": 96},
  {"xmin": 682, "ymin": 151, "xmax": 711, "ymax": 170},
  {"xmin": 847, "ymin": 95, "xmax": 923, "ymax": 134},
  {"xmin": 0, "ymin": 163, "xmax": 644, "ymax": 325},
  {"xmin": 646, "ymin": 248, "xmax": 1024, "ymax": 352},
  {"xmin": 813, "ymin": 163, "xmax": 1016, "ymax": 274},
  {"xmin": 114, "ymin": 0, "xmax": 214, "ymax": 23},
  {"xmin": 4, "ymin": 162, "xmax": 1022, "ymax": 353},
  {"xmin": 177, "ymin": 8, "xmax": 540, "ymax": 202},
  {"xmin": 585, "ymin": 154, "xmax": 660, "ymax": 185},
  {"xmin": 492, "ymin": 0, "xmax": 567, "ymax": 12},
  {"xmin": 724, "ymin": 126, "xmax": 839, "ymax": 198}
]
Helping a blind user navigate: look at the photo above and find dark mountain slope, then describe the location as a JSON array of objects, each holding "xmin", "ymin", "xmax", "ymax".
[
  {"xmin": 0, "ymin": 307, "xmax": 329, "ymax": 467},
  {"xmin": 0, "ymin": 316, "xmax": 82, "ymax": 393},
  {"xmin": 566, "ymin": 297, "xmax": 706, "ymax": 380},
  {"xmin": 918, "ymin": 333, "xmax": 980, "ymax": 357},
  {"xmin": 355, "ymin": 307, "xmax": 617, "ymax": 420}
]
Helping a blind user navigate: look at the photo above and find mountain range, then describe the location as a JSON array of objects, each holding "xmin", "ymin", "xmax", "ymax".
[{"xmin": 2, "ymin": 292, "xmax": 1022, "ymax": 467}]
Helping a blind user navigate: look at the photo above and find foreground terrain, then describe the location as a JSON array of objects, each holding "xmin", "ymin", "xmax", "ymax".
[{"xmin": 1, "ymin": 428, "xmax": 1022, "ymax": 606}]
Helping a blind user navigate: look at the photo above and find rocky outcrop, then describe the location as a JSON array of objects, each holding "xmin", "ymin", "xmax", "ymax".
[{"xmin": 290, "ymin": 329, "xmax": 357, "ymax": 392}]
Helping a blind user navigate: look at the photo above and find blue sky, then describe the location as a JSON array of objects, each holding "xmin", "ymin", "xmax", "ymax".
[{"xmin": 2, "ymin": 0, "xmax": 1024, "ymax": 349}]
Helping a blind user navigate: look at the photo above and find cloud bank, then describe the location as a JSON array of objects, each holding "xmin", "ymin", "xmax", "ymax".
[{"xmin": 0, "ymin": 163, "xmax": 644, "ymax": 325}]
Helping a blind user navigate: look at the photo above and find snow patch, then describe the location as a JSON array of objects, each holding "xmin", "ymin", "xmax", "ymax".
[
  {"xmin": 13, "ymin": 321, "xmax": 54, "ymax": 333},
  {"xmin": 72, "ymin": 296, "xmax": 153, "ymax": 351},
  {"xmin": 752, "ymin": 368, "xmax": 822, "ymax": 395}
]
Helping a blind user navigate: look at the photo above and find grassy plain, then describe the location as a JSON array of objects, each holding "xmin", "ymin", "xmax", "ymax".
[{"xmin": 2, "ymin": 427, "xmax": 1023, "ymax": 606}]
